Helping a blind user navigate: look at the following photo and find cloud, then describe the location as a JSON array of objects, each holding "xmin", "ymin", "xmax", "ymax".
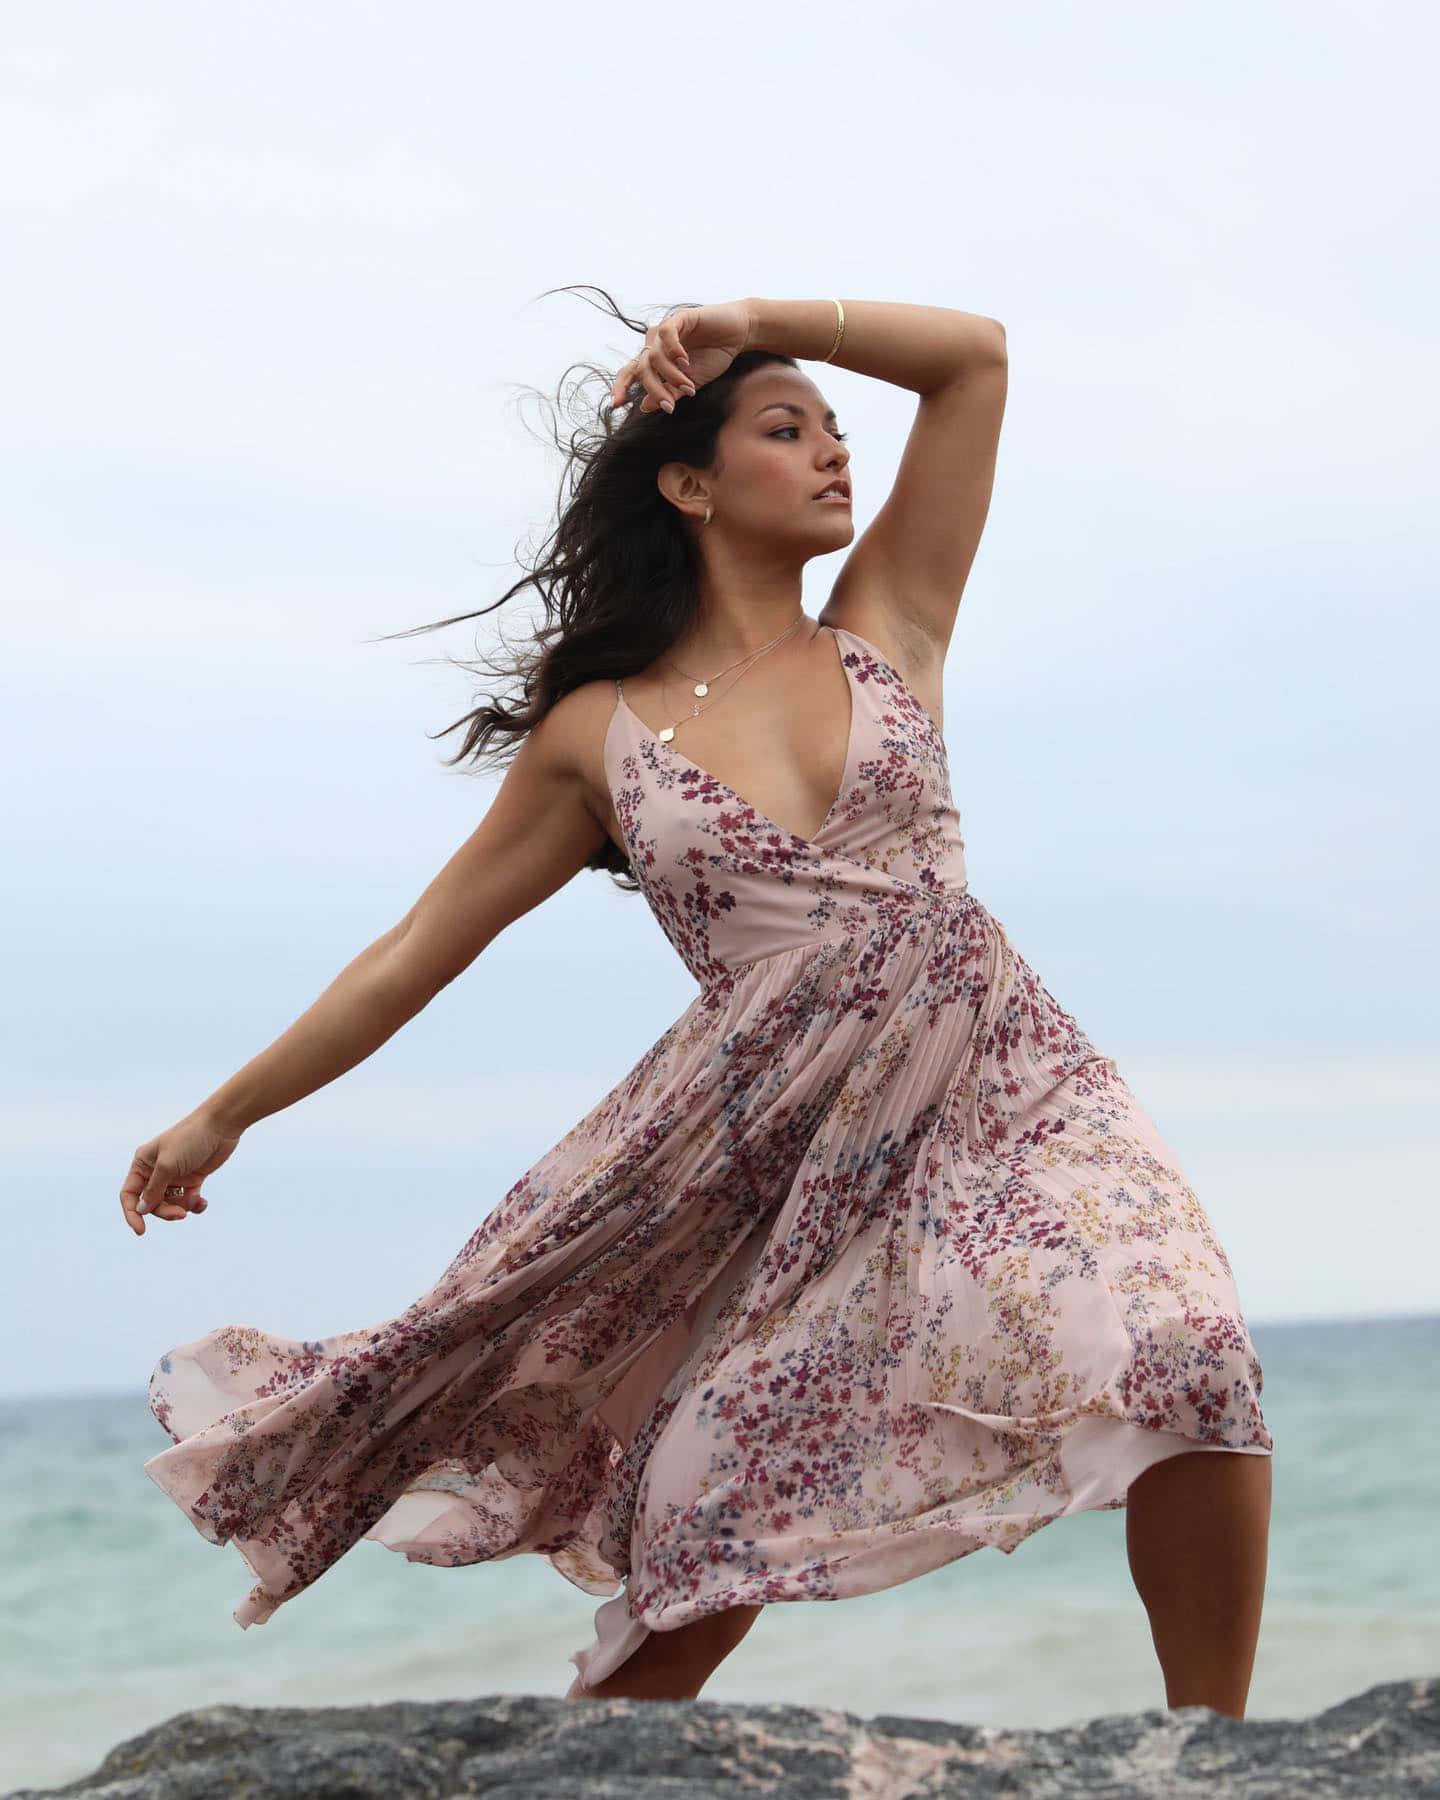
[
  {"xmin": 0, "ymin": 90, "xmax": 166, "ymax": 211},
  {"xmin": 158, "ymin": 140, "xmax": 474, "ymax": 227},
  {"xmin": 0, "ymin": 85, "xmax": 470, "ymax": 224}
]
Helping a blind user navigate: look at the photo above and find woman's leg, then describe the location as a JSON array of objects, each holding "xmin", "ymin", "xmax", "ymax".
[
  {"xmin": 1125, "ymin": 1448, "xmax": 1273, "ymax": 1719},
  {"xmin": 567, "ymin": 1603, "xmax": 764, "ymax": 1701}
]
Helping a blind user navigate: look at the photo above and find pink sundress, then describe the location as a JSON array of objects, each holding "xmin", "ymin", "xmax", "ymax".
[{"xmin": 144, "ymin": 622, "xmax": 1272, "ymax": 1692}]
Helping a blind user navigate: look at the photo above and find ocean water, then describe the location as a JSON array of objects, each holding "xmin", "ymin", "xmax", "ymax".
[{"xmin": 3, "ymin": 1312, "xmax": 1437, "ymax": 1793}]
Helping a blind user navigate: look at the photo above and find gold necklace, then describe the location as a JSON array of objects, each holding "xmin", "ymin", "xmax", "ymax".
[{"xmin": 652, "ymin": 612, "xmax": 808, "ymax": 744}]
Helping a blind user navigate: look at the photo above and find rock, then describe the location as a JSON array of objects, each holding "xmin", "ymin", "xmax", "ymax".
[{"xmin": 7, "ymin": 1678, "xmax": 1438, "ymax": 1798}]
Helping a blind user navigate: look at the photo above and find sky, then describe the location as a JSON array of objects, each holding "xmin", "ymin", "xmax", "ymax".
[{"xmin": 2, "ymin": 2, "xmax": 1436, "ymax": 1398}]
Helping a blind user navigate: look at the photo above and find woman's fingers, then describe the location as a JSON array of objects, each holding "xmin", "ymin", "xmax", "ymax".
[
  {"xmin": 120, "ymin": 1161, "xmax": 209, "ymax": 1234},
  {"xmin": 637, "ymin": 360, "xmax": 693, "ymax": 414},
  {"xmin": 120, "ymin": 1161, "xmax": 154, "ymax": 1234},
  {"xmin": 121, "ymin": 1188, "xmax": 196, "ymax": 1234},
  {"xmin": 121, "ymin": 1113, "xmax": 236, "ymax": 1235},
  {"xmin": 649, "ymin": 326, "xmax": 691, "ymax": 398},
  {"xmin": 612, "ymin": 326, "xmax": 697, "ymax": 415},
  {"xmin": 660, "ymin": 316, "xmax": 692, "ymax": 375}
]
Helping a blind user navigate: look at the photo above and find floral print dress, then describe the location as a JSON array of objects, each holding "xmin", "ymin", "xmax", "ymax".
[{"xmin": 144, "ymin": 623, "xmax": 1272, "ymax": 1692}]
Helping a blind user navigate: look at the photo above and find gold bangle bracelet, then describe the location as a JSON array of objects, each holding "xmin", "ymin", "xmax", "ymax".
[{"xmin": 818, "ymin": 298, "xmax": 845, "ymax": 364}]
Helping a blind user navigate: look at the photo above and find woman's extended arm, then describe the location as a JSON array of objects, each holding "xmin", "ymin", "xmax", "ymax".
[
  {"xmin": 742, "ymin": 297, "xmax": 1006, "ymax": 396},
  {"xmin": 120, "ymin": 926, "xmax": 441, "ymax": 1232},
  {"xmin": 121, "ymin": 692, "xmax": 606, "ymax": 1232},
  {"xmin": 195, "ymin": 697, "xmax": 604, "ymax": 1136},
  {"xmin": 195, "ymin": 924, "xmax": 430, "ymax": 1135}
]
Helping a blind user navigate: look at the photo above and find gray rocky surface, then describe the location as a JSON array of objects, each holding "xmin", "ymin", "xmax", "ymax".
[{"xmin": 6, "ymin": 1677, "xmax": 1437, "ymax": 1798}]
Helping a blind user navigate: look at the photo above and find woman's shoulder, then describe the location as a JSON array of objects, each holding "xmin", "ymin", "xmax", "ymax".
[{"xmin": 529, "ymin": 675, "xmax": 624, "ymax": 837}]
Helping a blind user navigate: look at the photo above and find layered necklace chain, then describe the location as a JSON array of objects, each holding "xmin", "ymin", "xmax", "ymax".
[{"xmin": 652, "ymin": 612, "xmax": 809, "ymax": 744}]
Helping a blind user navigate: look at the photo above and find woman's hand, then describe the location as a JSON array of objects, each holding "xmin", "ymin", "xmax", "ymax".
[
  {"xmin": 120, "ymin": 1110, "xmax": 244, "ymax": 1236},
  {"xmin": 610, "ymin": 301, "xmax": 754, "ymax": 415}
]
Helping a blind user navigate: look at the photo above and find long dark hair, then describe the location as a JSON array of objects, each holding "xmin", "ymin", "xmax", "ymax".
[{"xmin": 371, "ymin": 285, "xmax": 798, "ymax": 891}]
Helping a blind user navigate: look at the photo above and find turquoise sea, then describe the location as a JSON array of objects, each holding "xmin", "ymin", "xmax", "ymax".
[{"xmin": 3, "ymin": 1312, "xmax": 1437, "ymax": 1793}]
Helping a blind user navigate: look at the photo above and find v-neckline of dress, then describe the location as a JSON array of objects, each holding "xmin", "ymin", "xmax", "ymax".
[{"xmin": 614, "ymin": 623, "xmax": 859, "ymax": 848}]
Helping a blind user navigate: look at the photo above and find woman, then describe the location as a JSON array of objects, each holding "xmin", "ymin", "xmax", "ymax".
[{"xmin": 123, "ymin": 292, "xmax": 1273, "ymax": 1720}]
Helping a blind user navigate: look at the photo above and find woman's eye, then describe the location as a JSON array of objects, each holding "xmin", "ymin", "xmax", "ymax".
[{"xmin": 771, "ymin": 426, "xmax": 849, "ymax": 442}]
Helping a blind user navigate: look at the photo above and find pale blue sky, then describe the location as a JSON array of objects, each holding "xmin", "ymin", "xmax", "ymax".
[{"xmin": 2, "ymin": 3, "xmax": 1435, "ymax": 1398}]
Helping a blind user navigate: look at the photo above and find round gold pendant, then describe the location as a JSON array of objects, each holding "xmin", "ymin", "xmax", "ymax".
[{"xmin": 693, "ymin": 682, "xmax": 708, "ymax": 697}]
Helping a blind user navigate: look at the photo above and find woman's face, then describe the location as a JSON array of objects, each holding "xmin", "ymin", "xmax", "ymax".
[{"xmin": 699, "ymin": 367, "xmax": 854, "ymax": 552}]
